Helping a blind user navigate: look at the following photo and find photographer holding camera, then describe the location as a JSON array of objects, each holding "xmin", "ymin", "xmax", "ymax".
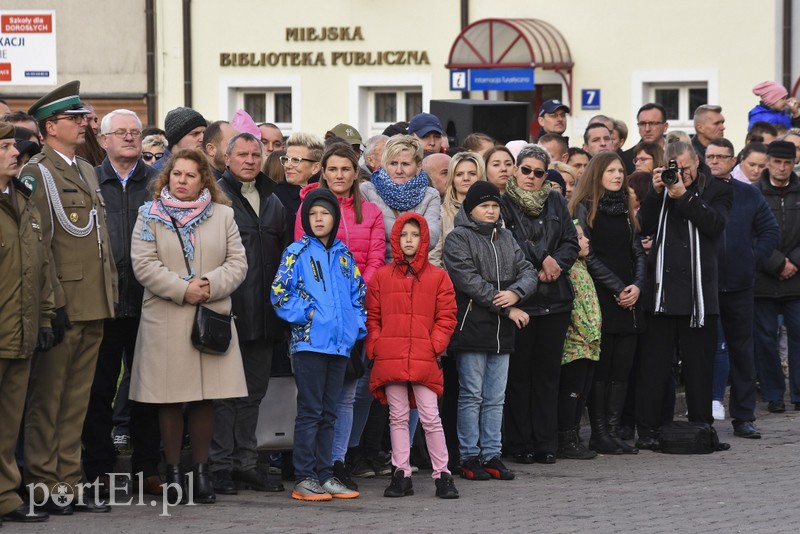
[{"xmin": 634, "ymin": 141, "xmax": 733, "ymax": 451}]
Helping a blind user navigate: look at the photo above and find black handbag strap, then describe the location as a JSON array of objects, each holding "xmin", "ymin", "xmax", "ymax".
[{"xmin": 169, "ymin": 216, "xmax": 193, "ymax": 276}]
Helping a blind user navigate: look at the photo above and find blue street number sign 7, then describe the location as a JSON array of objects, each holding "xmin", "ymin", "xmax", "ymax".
[{"xmin": 581, "ymin": 89, "xmax": 601, "ymax": 110}]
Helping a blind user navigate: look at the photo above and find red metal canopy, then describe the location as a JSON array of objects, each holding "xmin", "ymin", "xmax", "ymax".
[{"xmin": 446, "ymin": 18, "xmax": 574, "ymax": 106}]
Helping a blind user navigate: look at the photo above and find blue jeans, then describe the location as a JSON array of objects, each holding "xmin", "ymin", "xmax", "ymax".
[
  {"xmin": 348, "ymin": 365, "xmax": 372, "ymax": 449},
  {"xmin": 292, "ymin": 351, "xmax": 347, "ymax": 483},
  {"xmin": 331, "ymin": 377, "xmax": 357, "ymax": 463},
  {"xmin": 713, "ymin": 318, "xmax": 729, "ymax": 402},
  {"xmin": 754, "ymin": 299, "xmax": 800, "ymax": 403},
  {"xmin": 456, "ymin": 351, "xmax": 509, "ymax": 462}
]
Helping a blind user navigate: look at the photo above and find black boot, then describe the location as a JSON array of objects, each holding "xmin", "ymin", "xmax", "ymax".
[
  {"xmin": 607, "ymin": 382, "xmax": 639, "ymax": 454},
  {"xmin": 557, "ymin": 427, "xmax": 597, "ymax": 460},
  {"xmin": 193, "ymin": 463, "xmax": 216, "ymax": 504},
  {"xmin": 588, "ymin": 382, "xmax": 623, "ymax": 454},
  {"xmin": 165, "ymin": 464, "xmax": 187, "ymax": 504}
]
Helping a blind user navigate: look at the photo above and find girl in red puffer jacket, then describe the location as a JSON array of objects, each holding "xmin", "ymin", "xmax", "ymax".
[{"xmin": 366, "ymin": 212, "xmax": 459, "ymax": 499}]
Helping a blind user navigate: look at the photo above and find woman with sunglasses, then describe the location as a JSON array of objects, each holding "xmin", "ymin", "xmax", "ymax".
[
  {"xmin": 141, "ymin": 134, "xmax": 167, "ymax": 166},
  {"xmin": 500, "ymin": 144, "xmax": 579, "ymax": 465},
  {"xmin": 568, "ymin": 152, "xmax": 645, "ymax": 455}
]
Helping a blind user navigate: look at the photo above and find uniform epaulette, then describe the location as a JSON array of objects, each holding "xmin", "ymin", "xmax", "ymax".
[
  {"xmin": 27, "ymin": 152, "xmax": 46, "ymax": 165},
  {"xmin": 11, "ymin": 177, "xmax": 33, "ymax": 198}
]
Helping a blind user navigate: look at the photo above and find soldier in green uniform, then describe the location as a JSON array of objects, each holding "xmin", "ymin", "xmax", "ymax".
[
  {"xmin": 21, "ymin": 81, "xmax": 118, "ymax": 515},
  {"xmin": 0, "ymin": 122, "xmax": 54, "ymax": 524}
]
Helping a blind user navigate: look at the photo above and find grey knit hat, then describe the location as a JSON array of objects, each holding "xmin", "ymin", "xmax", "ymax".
[{"xmin": 164, "ymin": 107, "xmax": 207, "ymax": 147}]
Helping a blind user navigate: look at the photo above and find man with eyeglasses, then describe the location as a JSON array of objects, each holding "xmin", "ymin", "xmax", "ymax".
[
  {"xmin": 80, "ymin": 109, "xmax": 162, "ymax": 499},
  {"xmin": 634, "ymin": 140, "xmax": 732, "ymax": 452},
  {"xmin": 536, "ymin": 99, "xmax": 569, "ymax": 140},
  {"xmin": 20, "ymin": 80, "xmax": 118, "ymax": 514},
  {"xmin": 622, "ymin": 103, "xmax": 669, "ymax": 174},
  {"xmin": 709, "ymin": 137, "xmax": 778, "ymax": 439},
  {"xmin": 692, "ymin": 105, "xmax": 726, "ymax": 166},
  {"xmin": 754, "ymin": 140, "xmax": 800, "ymax": 415}
]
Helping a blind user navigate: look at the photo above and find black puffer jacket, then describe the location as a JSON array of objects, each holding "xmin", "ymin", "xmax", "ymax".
[
  {"xmin": 96, "ymin": 158, "xmax": 158, "ymax": 318},
  {"xmin": 218, "ymin": 170, "xmax": 288, "ymax": 341},
  {"xmin": 501, "ymin": 190, "xmax": 579, "ymax": 316},
  {"xmin": 443, "ymin": 208, "xmax": 537, "ymax": 354},
  {"xmin": 755, "ymin": 170, "xmax": 800, "ymax": 298}
]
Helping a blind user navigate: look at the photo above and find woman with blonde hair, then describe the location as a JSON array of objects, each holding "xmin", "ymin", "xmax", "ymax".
[
  {"xmin": 430, "ymin": 151, "xmax": 486, "ymax": 267},
  {"xmin": 550, "ymin": 161, "xmax": 578, "ymax": 202}
]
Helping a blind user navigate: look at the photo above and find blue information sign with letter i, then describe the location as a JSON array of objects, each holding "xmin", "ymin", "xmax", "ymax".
[
  {"xmin": 581, "ymin": 89, "xmax": 601, "ymax": 110},
  {"xmin": 451, "ymin": 70, "xmax": 469, "ymax": 91}
]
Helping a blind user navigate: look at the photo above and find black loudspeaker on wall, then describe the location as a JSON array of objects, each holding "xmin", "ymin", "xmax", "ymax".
[{"xmin": 429, "ymin": 99, "xmax": 531, "ymax": 147}]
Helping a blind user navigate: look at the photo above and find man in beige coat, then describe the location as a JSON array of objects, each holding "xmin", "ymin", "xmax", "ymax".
[
  {"xmin": 20, "ymin": 81, "xmax": 117, "ymax": 514},
  {"xmin": 0, "ymin": 122, "xmax": 54, "ymax": 524}
]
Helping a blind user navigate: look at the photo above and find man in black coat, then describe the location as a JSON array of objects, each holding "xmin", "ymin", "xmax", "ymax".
[
  {"xmin": 211, "ymin": 132, "xmax": 287, "ymax": 493},
  {"xmin": 635, "ymin": 141, "xmax": 733, "ymax": 450},
  {"xmin": 754, "ymin": 140, "xmax": 800, "ymax": 415},
  {"xmin": 709, "ymin": 138, "xmax": 778, "ymax": 439},
  {"xmin": 82, "ymin": 109, "xmax": 162, "ymax": 495}
]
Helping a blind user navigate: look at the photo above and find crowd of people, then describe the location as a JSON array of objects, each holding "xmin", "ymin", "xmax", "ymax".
[{"xmin": 0, "ymin": 76, "xmax": 798, "ymax": 522}]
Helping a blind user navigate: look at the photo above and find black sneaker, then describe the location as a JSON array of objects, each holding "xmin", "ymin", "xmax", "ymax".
[
  {"xmin": 435, "ymin": 473, "xmax": 459, "ymax": 499},
  {"xmin": 232, "ymin": 467, "xmax": 284, "ymax": 492},
  {"xmin": 460, "ymin": 457, "xmax": 491, "ymax": 481},
  {"xmin": 350, "ymin": 456, "xmax": 376, "ymax": 478},
  {"xmin": 384, "ymin": 470, "xmax": 413, "ymax": 497},
  {"xmin": 332, "ymin": 460, "xmax": 358, "ymax": 491},
  {"xmin": 482, "ymin": 456, "xmax": 515, "ymax": 480},
  {"xmin": 213, "ymin": 469, "xmax": 238, "ymax": 495}
]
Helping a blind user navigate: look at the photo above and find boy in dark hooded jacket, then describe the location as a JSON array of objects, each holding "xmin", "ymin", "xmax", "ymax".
[{"xmin": 443, "ymin": 181, "xmax": 537, "ymax": 481}]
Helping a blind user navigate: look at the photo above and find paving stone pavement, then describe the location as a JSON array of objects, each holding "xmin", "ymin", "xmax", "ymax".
[{"xmin": 6, "ymin": 404, "xmax": 799, "ymax": 534}]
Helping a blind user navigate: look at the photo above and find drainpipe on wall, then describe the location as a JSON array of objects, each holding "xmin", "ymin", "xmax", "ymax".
[
  {"xmin": 145, "ymin": 0, "xmax": 156, "ymax": 126},
  {"xmin": 182, "ymin": 0, "xmax": 192, "ymax": 107},
  {"xmin": 460, "ymin": 0, "xmax": 469, "ymax": 100},
  {"xmin": 783, "ymin": 0, "xmax": 792, "ymax": 90}
]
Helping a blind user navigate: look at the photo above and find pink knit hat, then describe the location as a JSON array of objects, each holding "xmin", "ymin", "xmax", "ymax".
[
  {"xmin": 753, "ymin": 81, "xmax": 788, "ymax": 107},
  {"xmin": 230, "ymin": 109, "xmax": 261, "ymax": 138}
]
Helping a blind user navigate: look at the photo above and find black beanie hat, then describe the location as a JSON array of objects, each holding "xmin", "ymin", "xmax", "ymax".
[
  {"xmin": 463, "ymin": 181, "xmax": 502, "ymax": 216},
  {"xmin": 547, "ymin": 169, "xmax": 566, "ymax": 195},
  {"xmin": 301, "ymin": 188, "xmax": 341, "ymax": 247},
  {"xmin": 165, "ymin": 107, "xmax": 207, "ymax": 147},
  {"xmin": 767, "ymin": 140, "xmax": 796, "ymax": 160}
]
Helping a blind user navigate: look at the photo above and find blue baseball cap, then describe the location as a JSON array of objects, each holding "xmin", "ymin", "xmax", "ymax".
[
  {"xmin": 408, "ymin": 113, "xmax": 443, "ymax": 137},
  {"xmin": 539, "ymin": 99, "xmax": 570, "ymax": 116}
]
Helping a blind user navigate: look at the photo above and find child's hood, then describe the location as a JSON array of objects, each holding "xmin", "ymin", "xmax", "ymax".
[
  {"xmin": 300, "ymin": 187, "xmax": 341, "ymax": 248},
  {"xmin": 390, "ymin": 212, "xmax": 430, "ymax": 274}
]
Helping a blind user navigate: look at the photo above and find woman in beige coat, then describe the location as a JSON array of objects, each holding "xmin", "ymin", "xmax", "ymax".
[{"xmin": 130, "ymin": 148, "xmax": 247, "ymax": 504}]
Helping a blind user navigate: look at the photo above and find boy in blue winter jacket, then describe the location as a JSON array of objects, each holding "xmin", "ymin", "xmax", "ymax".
[{"xmin": 271, "ymin": 188, "xmax": 367, "ymax": 502}]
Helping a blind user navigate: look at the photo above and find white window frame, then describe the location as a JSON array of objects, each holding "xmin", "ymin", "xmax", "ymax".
[
  {"xmin": 631, "ymin": 69, "xmax": 719, "ymax": 135},
  {"xmin": 219, "ymin": 75, "xmax": 301, "ymax": 135},
  {"xmin": 348, "ymin": 74, "xmax": 432, "ymax": 140}
]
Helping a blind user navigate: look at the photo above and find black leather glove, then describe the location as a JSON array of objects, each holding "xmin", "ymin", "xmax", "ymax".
[
  {"xmin": 52, "ymin": 306, "xmax": 72, "ymax": 345},
  {"xmin": 36, "ymin": 327, "xmax": 55, "ymax": 352}
]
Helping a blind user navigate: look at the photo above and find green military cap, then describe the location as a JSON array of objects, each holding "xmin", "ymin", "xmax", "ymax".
[
  {"xmin": 28, "ymin": 80, "xmax": 90, "ymax": 122},
  {"xmin": 0, "ymin": 121, "xmax": 13, "ymax": 140}
]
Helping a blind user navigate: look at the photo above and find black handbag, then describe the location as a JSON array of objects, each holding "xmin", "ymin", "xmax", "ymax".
[
  {"xmin": 344, "ymin": 339, "xmax": 365, "ymax": 380},
  {"xmin": 659, "ymin": 421, "xmax": 719, "ymax": 454},
  {"xmin": 170, "ymin": 217, "xmax": 233, "ymax": 355}
]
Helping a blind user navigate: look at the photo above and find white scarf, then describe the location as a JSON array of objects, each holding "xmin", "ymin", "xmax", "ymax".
[{"xmin": 653, "ymin": 189, "xmax": 704, "ymax": 327}]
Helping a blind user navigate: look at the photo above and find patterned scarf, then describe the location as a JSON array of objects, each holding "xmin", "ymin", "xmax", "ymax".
[
  {"xmin": 598, "ymin": 189, "xmax": 628, "ymax": 216},
  {"xmin": 505, "ymin": 175, "xmax": 552, "ymax": 217},
  {"xmin": 371, "ymin": 167, "xmax": 429, "ymax": 211},
  {"xmin": 140, "ymin": 187, "xmax": 212, "ymax": 272}
]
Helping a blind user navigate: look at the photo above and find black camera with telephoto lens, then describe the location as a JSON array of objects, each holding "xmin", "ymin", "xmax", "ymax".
[{"xmin": 661, "ymin": 160, "xmax": 680, "ymax": 186}]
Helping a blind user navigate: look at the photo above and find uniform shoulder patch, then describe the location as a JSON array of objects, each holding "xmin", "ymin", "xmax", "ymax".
[{"xmin": 19, "ymin": 175, "xmax": 37, "ymax": 194}]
